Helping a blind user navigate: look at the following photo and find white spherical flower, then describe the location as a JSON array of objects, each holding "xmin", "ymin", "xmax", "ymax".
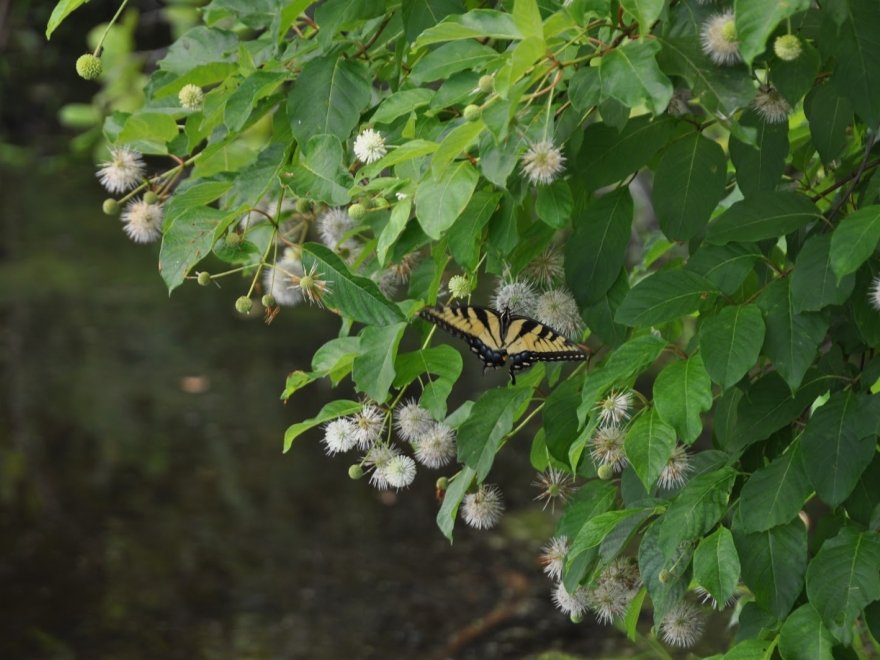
[
  {"xmin": 660, "ymin": 602, "xmax": 706, "ymax": 649},
  {"xmin": 352, "ymin": 404, "xmax": 386, "ymax": 450},
  {"xmin": 97, "ymin": 146, "xmax": 145, "ymax": 194},
  {"xmin": 178, "ymin": 83, "xmax": 205, "ymax": 110},
  {"xmin": 700, "ymin": 10, "xmax": 742, "ymax": 66},
  {"xmin": 322, "ymin": 418, "xmax": 357, "ymax": 455},
  {"xmin": 551, "ymin": 582, "xmax": 590, "ymax": 617},
  {"xmin": 121, "ymin": 199, "xmax": 163, "ymax": 244},
  {"xmin": 364, "ymin": 443, "xmax": 399, "ymax": 490},
  {"xmin": 263, "ymin": 249, "xmax": 304, "ymax": 307},
  {"xmin": 532, "ymin": 467, "xmax": 576, "ymax": 512},
  {"xmin": 522, "ymin": 140, "xmax": 566, "ymax": 185},
  {"xmin": 539, "ymin": 536, "xmax": 570, "ymax": 581},
  {"xmin": 384, "ymin": 455, "xmax": 417, "ymax": 490},
  {"xmin": 413, "ymin": 422, "xmax": 457, "ymax": 468},
  {"xmin": 317, "ymin": 207, "xmax": 354, "ymax": 248},
  {"xmin": 353, "ymin": 128, "xmax": 387, "ymax": 164},
  {"xmin": 596, "ymin": 390, "xmax": 633, "ymax": 428},
  {"xmin": 492, "ymin": 279, "xmax": 539, "ymax": 317},
  {"xmin": 588, "ymin": 558, "xmax": 642, "ymax": 624},
  {"xmin": 448, "ymin": 274, "xmax": 472, "ymax": 300},
  {"xmin": 590, "ymin": 426, "xmax": 628, "ymax": 473},
  {"xmin": 752, "ymin": 84, "xmax": 791, "ymax": 124},
  {"xmin": 372, "ymin": 269, "xmax": 399, "ymax": 298},
  {"xmin": 394, "ymin": 399, "xmax": 435, "ymax": 443},
  {"xmin": 535, "ymin": 288, "xmax": 584, "ymax": 340},
  {"xmin": 869, "ymin": 275, "xmax": 880, "ymax": 311},
  {"xmin": 774, "ymin": 34, "xmax": 802, "ymax": 62},
  {"xmin": 658, "ymin": 444, "xmax": 694, "ymax": 490},
  {"xmin": 461, "ymin": 484, "xmax": 505, "ymax": 530},
  {"xmin": 525, "ymin": 247, "xmax": 565, "ymax": 287}
]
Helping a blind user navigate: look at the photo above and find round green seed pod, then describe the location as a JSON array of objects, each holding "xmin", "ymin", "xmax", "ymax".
[
  {"xmin": 102, "ymin": 199, "xmax": 119, "ymax": 215},
  {"xmin": 348, "ymin": 464, "xmax": 364, "ymax": 480},
  {"xmin": 348, "ymin": 203, "xmax": 366, "ymax": 220},
  {"xmin": 143, "ymin": 191, "xmax": 159, "ymax": 205},
  {"xmin": 774, "ymin": 34, "xmax": 802, "ymax": 62},
  {"xmin": 463, "ymin": 104, "xmax": 482, "ymax": 122},
  {"xmin": 597, "ymin": 464, "xmax": 614, "ymax": 480},
  {"xmin": 75, "ymin": 54, "xmax": 103, "ymax": 80},
  {"xmin": 435, "ymin": 476, "xmax": 449, "ymax": 492},
  {"xmin": 570, "ymin": 612, "xmax": 584, "ymax": 624},
  {"xmin": 235, "ymin": 296, "xmax": 253, "ymax": 314},
  {"xmin": 261, "ymin": 293, "xmax": 276, "ymax": 308},
  {"xmin": 225, "ymin": 232, "xmax": 241, "ymax": 247},
  {"xmin": 478, "ymin": 74, "xmax": 494, "ymax": 93},
  {"xmin": 196, "ymin": 271, "xmax": 211, "ymax": 286}
]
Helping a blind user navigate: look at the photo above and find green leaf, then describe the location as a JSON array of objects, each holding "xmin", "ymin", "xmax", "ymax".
[
  {"xmin": 583, "ymin": 269, "xmax": 630, "ymax": 348},
  {"xmin": 722, "ymin": 639, "xmax": 775, "ymax": 659},
  {"xmin": 285, "ymin": 134, "xmax": 353, "ymax": 206},
  {"xmin": 773, "ymin": 42, "xmax": 820, "ymax": 106},
  {"xmin": 287, "ymin": 55, "xmax": 371, "ymax": 145},
  {"xmin": 352, "ymin": 323, "xmax": 407, "ymax": 402},
  {"xmin": 792, "ymin": 234, "xmax": 856, "ymax": 313},
  {"xmin": 544, "ymin": 379, "xmax": 582, "ymax": 465},
  {"xmin": 559, "ymin": 481, "xmax": 618, "ymax": 589},
  {"xmin": 734, "ymin": 518, "xmax": 807, "ymax": 619},
  {"xmin": 535, "ymin": 181, "xmax": 573, "ymax": 229},
  {"xmin": 413, "ymin": 9, "xmax": 522, "ymax": 48},
  {"xmin": 159, "ymin": 207, "xmax": 232, "ymax": 292},
  {"xmin": 457, "ymin": 387, "xmax": 533, "ymax": 480},
  {"xmin": 436, "ymin": 465, "xmax": 475, "ymax": 542},
  {"xmin": 619, "ymin": 0, "xmax": 664, "ymax": 29},
  {"xmin": 733, "ymin": 0, "xmax": 810, "ymax": 65},
  {"xmin": 829, "ymin": 0, "xmax": 880, "ymax": 126},
  {"xmin": 830, "ymin": 206, "xmax": 880, "ymax": 280},
  {"xmin": 758, "ymin": 279, "xmax": 829, "ymax": 391},
  {"xmin": 738, "ymin": 442, "xmax": 812, "ymax": 533},
  {"xmin": 377, "ymin": 197, "xmax": 412, "ymax": 266},
  {"xmin": 658, "ymin": 467, "xmax": 736, "ymax": 556},
  {"xmin": 653, "ymin": 132, "xmax": 727, "ymax": 241},
  {"xmin": 410, "ymin": 41, "xmax": 498, "ymax": 84},
  {"xmin": 283, "ymin": 399, "xmax": 362, "ymax": 452},
  {"xmin": 707, "ymin": 192, "xmax": 821, "ymax": 245},
  {"xmin": 565, "ymin": 189, "xmax": 633, "ymax": 306},
  {"xmin": 778, "ymin": 604, "xmax": 835, "ymax": 660},
  {"xmin": 570, "ymin": 509, "xmax": 647, "ymax": 559},
  {"xmin": 568, "ymin": 67, "xmax": 601, "ymax": 112},
  {"xmin": 46, "ymin": 0, "xmax": 89, "ymax": 38},
  {"xmin": 639, "ymin": 520, "xmax": 689, "ymax": 623},
  {"xmin": 698, "ymin": 304, "xmax": 765, "ymax": 390},
  {"xmin": 164, "ymin": 181, "xmax": 233, "ymax": 225},
  {"xmin": 693, "ymin": 527, "xmax": 740, "ymax": 608},
  {"xmin": 806, "ymin": 528, "xmax": 880, "ymax": 637},
  {"xmin": 845, "ymin": 454, "xmax": 880, "ymax": 527},
  {"xmin": 224, "ymin": 71, "xmax": 287, "ymax": 132},
  {"xmin": 599, "ymin": 40, "xmax": 673, "ymax": 115},
  {"xmin": 415, "ymin": 161, "xmax": 479, "ymax": 239},
  {"xmin": 447, "ymin": 191, "xmax": 500, "ymax": 270},
  {"xmin": 615, "ymin": 270, "xmax": 717, "ymax": 327},
  {"xmin": 802, "ymin": 391, "xmax": 875, "ymax": 507},
  {"xmin": 401, "ymin": 0, "xmax": 464, "ymax": 43},
  {"xmin": 371, "ymin": 89, "xmax": 435, "ymax": 125},
  {"xmin": 118, "ymin": 113, "xmax": 180, "ymax": 154},
  {"xmin": 430, "ymin": 119, "xmax": 486, "ymax": 176},
  {"xmin": 804, "ymin": 83, "xmax": 853, "ymax": 164},
  {"xmin": 625, "ymin": 410, "xmax": 677, "ymax": 492},
  {"xmin": 393, "ymin": 345, "xmax": 463, "ymax": 418},
  {"xmin": 157, "ymin": 27, "xmax": 237, "ymax": 75},
  {"xmin": 728, "ymin": 110, "xmax": 789, "ymax": 198},
  {"xmin": 653, "ymin": 353, "xmax": 713, "ymax": 444},
  {"xmin": 301, "ymin": 243, "xmax": 404, "ymax": 326},
  {"xmin": 512, "ymin": 0, "xmax": 543, "ymax": 41},
  {"xmin": 685, "ymin": 243, "xmax": 761, "ymax": 295}
]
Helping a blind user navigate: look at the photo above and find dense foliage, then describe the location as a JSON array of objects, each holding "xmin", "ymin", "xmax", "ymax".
[{"xmin": 51, "ymin": 0, "xmax": 880, "ymax": 655}]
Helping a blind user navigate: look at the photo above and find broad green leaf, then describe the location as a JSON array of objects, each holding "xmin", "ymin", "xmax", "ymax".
[
  {"xmin": 615, "ymin": 270, "xmax": 717, "ymax": 327},
  {"xmin": 283, "ymin": 400, "xmax": 362, "ymax": 452},
  {"xmin": 430, "ymin": 119, "xmax": 486, "ymax": 176},
  {"xmin": 558, "ymin": 481, "xmax": 618, "ymax": 589},
  {"xmin": 599, "ymin": 40, "xmax": 673, "ymax": 115},
  {"xmin": 773, "ymin": 41, "xmax": 820, "ymax": 105},
  {"xmin": 402, "ymin": 0, "xmax": 464, "ymax": 43},
  {"xmin": 829, "ymin": 0, "xmax": 880, "ymax": 126},
  {"xmin": 845, "ymin": 454, "xmax": 880, "ymax": 527},
  {"xmin": 410, "ymin": 41, "xmax": 498, "ymax": 84},
  {"xmin": 804, "ymin": 83, "xmax": 853, "ymax": 164},
  {"xmin": 512, "ymin": 0, "xmax": 542, "ymax": 40},
  {"xmin": 693, "ymin": 527, "xmax": 740, "ymax": 608},
  {"xmin": 583, "ymin": 269, "xmax": 630, "ymax": 348},
  {"xmin": 393, "ymin": 345, "xmax": 463, "ymax": 419},
  {"xmin": 698, "ymin": 304, "xmax": 765, "ymax": 390},
  {"xmin": 118, "ymin": 113, "xmax": 179, "ymax": 154},
  {"xmin": 436, "ymin": 465, "xmax": 475, "ymax": 542},
  {"xmin": 802, "ymin": 391, "xmax": 875, "ymax": 507},
  {"xmin": 722, "ymin": 639, "xmax": 774, "ymax": 659},
  {"xmin": 281, "ymin": 337, "xmax": 362, "ymax": 399},
  {"xmin": 685, "ymin": 243, "xmax": 761, "ymax": 295},
  {"xmin": 360, "ymin": 139, "xmax": 439, "ymax": 179},
  {"xmin": 160, "ymin": 207, "xmax": 233, "ymax": 292},
  {"xmin": 164, "ymin": 181, "xmax": 233, "ymax": 226},
  {"xmin": 778, "ymin": 604, "xmax": 835, "ymax": 660},
  {"xmin": 734, "ymin": 518, "xmax": 807, "ymax": 619},
  {"xmin": 653, "ymin": 132, "xmax": 727, "ymax": 241},
  {"xmin": 806, "ymin": 527, "xmax": 880, "ymax": 638},
  {"xmin": 447, "ymin": 191, "xmax": 500, "ymax": 270},
  {"xmin": 285, "ymin": 134, "xmax": 353, "ymax": 205},
  {"xmin": 738, "ymin": 442, "xmax": 811, "ymax": 533},
  {"xmin": 758, "ymin": 279, "xmax": 828, "ymax": 391},
  {"xmin": 535, "ymin": 181, "xmax": 573, "ymax": 229},
  {"xmin": 302, "ymin": 243, "xmax": 405, "ymax": 326},
  {"xmin": 565, "ymin": 188, "xmax": 633, "ymax": 306},
  {"xmin": 224, "ymin": 71, "xmax": 287, "ymax": 132},
  {"xmin": 414, "ymin": 9, "xmax": 522, "ymax": 48},
  {"xmin": 352, "ymin": 323, "xmax": 406, "ymax": 403},
  {"xmin": 792, "ymin": 234, "xmax": 855, "ymax": 313},
  {"xmin": 728, "ymin": 110, "xmax": 789, "ymax": 198},
  {"xmin": 457, "ymin": 387, "xmax": 533, "ymax": 480},
  {"xmin": 544, "ymin": 379, "xmax": 582, "ymax": 465},
  {"xmin": 658, "ymin": 467, "xmax": 736, "ymax": 556},
  {"xmin": 733, "ymin": 0, "xmax": 810, "ymax": 65},
  {"xmin": 707, "ymin": 192, "xmax": 821, "ymax": 244},
  {"xmin": 653, "ymin": 354, "xmax": 712, "ymax": 444},
  {"xmin": 576, "ymin": 115, "xmax": 677, "ymax": 192},
  {"xmin": 46, "ymin": 0, "xmax": 89, "ymax": 38},
  {"xmin": 157, "ymin": 26, "xmax": 237, "ymax": 75},
  {"xmin": 624, "ymin": 410, "xmax": 677, "ymax": 492},
  {"xmin": 619, "ymin": 0, "xmax": 664, "ymax": 29},
  {"xmin": 287, "ymin": 56, "xmax": 371, "ymax": 145},
  {"xmin": 570, "ymin": 509, "xmax": 646, "ymax": 559},
  {"xmin": 371, "ymin": 89, "xmax": 435, "ymax": 125},
  {"xmin": 568, "ymin": 66, "xmax": 601, "ymax": 111},
  {"xmin": 830, "ymin": 206, "xmax": 880, "ymax": 279},
  {"xmin": 415, "ymin": 161, "xmax": 479, "ymax": 239},
  {"xmin": 639, "ymin": 520, "xmax": 689, "ymax": 624},
  {"xmin": 377, "ymin": 197, "xmax": 412, "ymax": 266}
]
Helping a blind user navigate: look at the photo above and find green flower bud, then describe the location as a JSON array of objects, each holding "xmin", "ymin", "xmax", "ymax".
[
  {"xmin": 478, "ymin": 74, "xmax": 494, "ymax": 93},
  {"xmin": 774, "ymin": 34, "xmax": 802, "ymax": 62},
  {"xmin": 261, "ymin": 293, "xmax": 276, "ymax": 308},
  {"xmin": 102, "ymin": 198, "xmax": 119, "ymax": 215},
  {"xmin": 435, "ymin": 476, "xmax": 449, "ymax": 492},
  {"xmin": 197, "ymin": 271, "xmax": 211, "ymax": 286},
  {"xmin": 178, "ymin": 84, "xmax": 205, "ymax": 110},
  {"xmin": 143, "ymin": 191, "xmax": 159, "ymax": 205},
  {"xmin": 448, "ymin": 274, "xmax": 472, "ymax": 299},
  {"xmin": 348, "ymin": 203, "xmax": 366, "ymax": 220},
  {"xmin": 597, "ymin": 464, "xmax": 614, "ymax": 480},
  {"xmin": 570, "ymin": 612, "xmax": 584, "ymax": 624},
  {"xmin": 463, "ymin": 104, "xmax": 482, "ymax": 122},
  {"xmin": 225, "ymin": 232, "xmax": 241, "ymax": 247},
  {"xmin": 75, "ymin": 54, "xmax": 103, "ymax": 81},
  {"xmin": 235, "ymin": 296, "xmax": 253, "ymax": 315},
  {"xmin": 348, "ymin": 464, "xmax": 364, "ymax": 480}
]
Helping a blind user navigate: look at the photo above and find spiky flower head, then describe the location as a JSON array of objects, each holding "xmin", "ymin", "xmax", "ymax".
[
  {"xmin": 97, "ymin": 146, "xmax": 146, "ymax": 194},
  {"xmin": 353, "ymin": 128, "xmax": 387, "ymax": 164},
  {"xmin": 493, "ymin": 279, "xmax": 539, "ymax": 317},
  {"xmin": 532, "ymin": 467, "xmax": 576, "ymax": 512},
  {"xmin": 178, "ymin": 84, "xmax": 205, "ymax": 110},
  {"xmin": 659, "ymin": 602, "xmax": 706, "ymax": 649},
  {"xmin": 539, "ymin": 536, "xmax": 570, "ymax": 581},
  {"xmin": 522, "ymin": 140, "xmax": 566, "ymax": 185},
  {"xmin": 448, "ymin": 274, "xmax": 472, "ymax": 300},
  {"xmin": 700, "ymin": 10, "xmax": 742, "ymax": 66},
  {"xmin": 587, "ymin": 557, "xmax": 642, "ymax": 624},
  {"xmin": 413, "ymin": 422, "xmax": 457, "ymax": 469},
  {"xmin": 869, "ymin": 275, "xmax": 880, "ymax": 310},
  {"xmin": 317, "ymin": 207, "xmax": 355, "ymax": 248},
  {"xmin": 552, "ymin": 582, "xmax": 590, "ymax": 617},
  {"xmin": 774, "ymin": 34, "xmax": 802, "ymax": 61},
  {"xmin": 461, "ymin": 484, "xmax": 505, "ymax": 530},
  {"xmin": 76, "ymin": 53, "xmax": 102, "ymax": 80},
  {"xmin": 263, "ymin": 249, "xmax": 304, "ymax": 307},
  {"xmin": 322, "ymin": 418, "xmax": 358, "ymax": 455},
  {"xmin": 596, "ymin": 391, "xmax": 632, "ymax": 428},
  {"xmin": 658, "ymin": 444, "xmax": 694, "ymax": 490},
  {"xmin": 752, "ymin": 84, "xmax": 791, "ymax": 124},
  {"xmin": 384, "ymin": 455, "xmax": 417, "ymax": 490},
  {"xmin": 590, "ymin": 426, "xmax": 628, "ymax": 473},
  {"xmin": 351, "ymin": 403, "xmax": 385, "ymax": 450},
  {"xmin": 394, "ymin": 399, "xmax": 435, "ymax": 443},
  {"xmin": 363, "ymin": 443, "xmax": 399, "ymax": 490},
  {"xmin": 525, "ymin": 247, "xmax": 565, "ymax": 288},
  {"xmin": 298, "ymin": 262, "xmax": 331, "ymax": 307},
  {"xmin": 372, "ymin": 269, "xmax": 399, "ymax": 298},
  {"xmin": 535, "ymin": 288, "xmax": 584, "ymax": 340},
  {"xmin": 694, "ymin": 585, "xmax": 738, "ymax": 611},
  {"xmin": 120, "ymin": 199, "xmax": 163, "ymax": 244}
]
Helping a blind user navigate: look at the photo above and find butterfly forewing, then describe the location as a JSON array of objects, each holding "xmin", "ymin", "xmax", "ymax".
[
  {"xmin": 503, "ymin": 316, "xmax": 586, "ymax": 373},
  {"xmin": 419, "ymin": 305, "xmax": 508, "ymax": 370}
]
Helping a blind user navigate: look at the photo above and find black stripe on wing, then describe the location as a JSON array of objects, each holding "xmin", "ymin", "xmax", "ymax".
[{"xmin": 419, "ymin": 304, "xmax": 508, "ymax": 370}]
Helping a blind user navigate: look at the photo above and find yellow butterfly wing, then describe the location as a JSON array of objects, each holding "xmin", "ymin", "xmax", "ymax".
[
  {"xmin": 502, "ymin": 316, "xmax": 586, "ymax": 375},
  {"xmin": 418, "ymin": 305, "xmax": 508, "ymax": 370}
]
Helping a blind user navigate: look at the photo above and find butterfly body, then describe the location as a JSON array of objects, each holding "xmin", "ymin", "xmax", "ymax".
[{"xmin": 419, "ymin": 304, "xmax": 586, "ymax": 384}]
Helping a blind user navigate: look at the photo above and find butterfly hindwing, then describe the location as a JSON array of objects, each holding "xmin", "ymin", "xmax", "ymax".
[{"xmin": 503, "ymin": 315, "xmax": 587, "ymax": 375}]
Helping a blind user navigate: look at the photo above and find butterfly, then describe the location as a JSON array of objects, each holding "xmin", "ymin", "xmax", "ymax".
[{"xmin": 419, "ymin": 304, "xmax": 586, "ymax": 384}]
